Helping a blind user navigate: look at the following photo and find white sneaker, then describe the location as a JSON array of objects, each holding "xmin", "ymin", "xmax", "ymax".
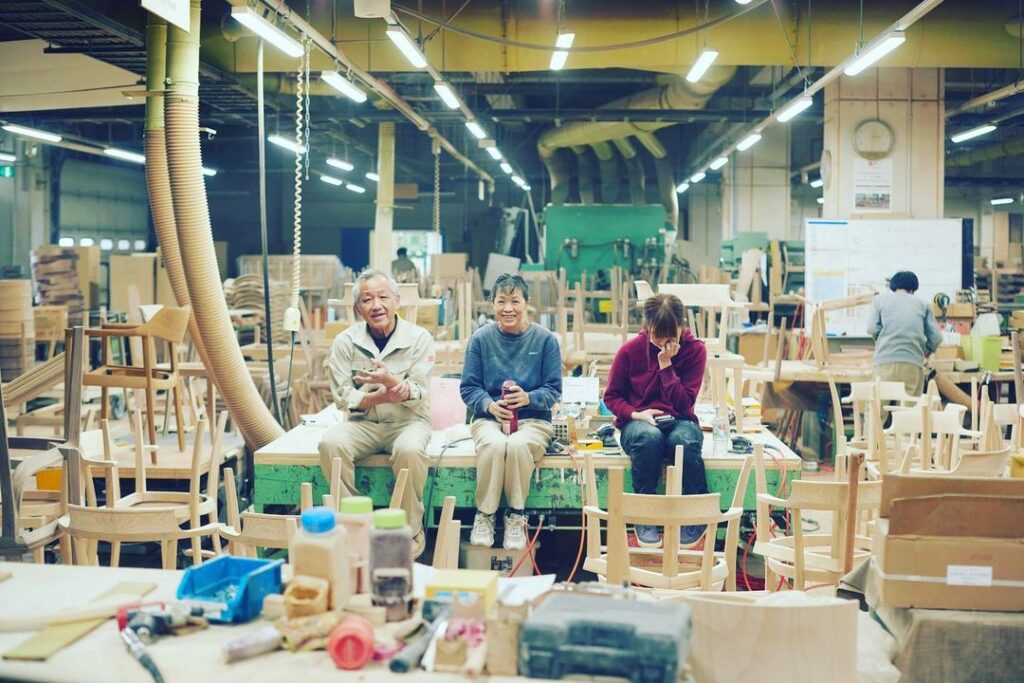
[
  {"xmin": 470, "ymin": 512, "xmax": 495, "ymax": 547},
  {"xmin": 503, "ymin": 511, "xmax": 528, "ymax": 551}
]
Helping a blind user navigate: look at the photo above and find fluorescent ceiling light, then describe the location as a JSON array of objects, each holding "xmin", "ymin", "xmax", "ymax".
[
  {"xmin": 202, "ymin": 167, "xmax": 217, "ymax": 177},
  {"xmin": 736, "ymin": 133, "xmax": 762, "ymax": 151},
  {"xmin": 2, "ymin": 123, "xmax": 62, "ymax": 143},
  {"xmin": 58, "ymin": 237, "xmax": 74, "ymax": 247},
  {"xmin": 776, "ymin": 95, "xmax": 813, "ymax": 123},
  {"xmin": 321, "ymin": 174, "xmax": 343, "ymax": 186},
  {"xmin": 346, "ymin": 183, "xmax": 366, "ymax": 193},
  {"xmin": 689, "ymin": 171, "xmax": 706, "ymax": 183},
  {"xmin": 268, "ymin": 134, "xmax": 307, "ymax": 154},
  {"xmin": 522, "ymin": 184, "xmax": 532, "ymax": 191},
  {"xmin": 549, "ymin": 32, "xmax": 575, "ymax": 71},
  {"xmin": 844, "ymin": 31, "xmax": 906, "ymax": 77},
  {"xmin": 486, "ymin": 147, "xmax": 502, "ymax": 161},
  {"xmin": 0, "ymin": 152, "xmax": 15, "ymax": 162},
  {"xmin": 326, "ymin": 157, "xmax": 354, "ymax": 171},
  {"xmin": 709, "ymin": 156, "xmax": 728, "ymax": 170},
  {"xmin": 465, "ymin": 121, "xmax": 486, "ymax": 140},
  {"xmin": 321, "ymin": 71, "xmax": 367, "ymax": 103},
  {"xmin": 950, "ymin": 124, "xmax": 997, "ymax": 144},
  {"xmin": 809, "ymin": 178, "xmax": 824, "ymax": 188},
  {"xmin": 365, "ymin": 172, "xmax": 379, "ymax": 182},
  {"xmin": 231, "ymin": 6, "xmax": 303, "ymax": 58},
  {"xmin": 433, "ymin": 82, "xmax": 460, "ymax": 109},
  {"xmin": 676, "ymin": 182, "xmax": 690, "ymax": 193},
  {"xmin": 816, "ymin": 197, "xmax": 825, "ymax": 205},
  {"xmin": 117, "ymin": 239, "xmax": 130, "ymax": 250},
  {"xmin": 735, "ymin": 0, "xmax": 753, "ymax": 4},
  {"xmin": 500, "ymin": 162, "xmax": 513, "ymax": 174},
  {"xmin": 103, "ymin": 147, "xmax": 145, "ymax": 164},
  {"xmin": 511, "ymin": 175, "xmax": 525, "ymax": 186},
  {"xmin": 991, "ymin": 197, "xmax": 1014, "ymax": 206},
  {"xmin": 686, "ymin": 49, "xmax": 719, "ymax": 84},
  {"xmin": 385, "ymin": 28, "xmax": 427, "ymax": 69},
  {"xmin": 79, "ymin": 237, "xmax": 95, "ymax": 247}
]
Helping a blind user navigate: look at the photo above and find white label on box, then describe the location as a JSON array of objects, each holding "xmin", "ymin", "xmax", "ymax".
[{"xmin": 946, "ymin": 565, "xmax": 993, "ymax": 587}]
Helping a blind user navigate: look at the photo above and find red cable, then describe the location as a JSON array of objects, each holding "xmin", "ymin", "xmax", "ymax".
[
  {"xmin": 509, "ymin": 515, "xmax": 543, "ymax": 577},
  {"xmin": 564, "ymin": 448, "xmax": 588, "ymax": 584}
]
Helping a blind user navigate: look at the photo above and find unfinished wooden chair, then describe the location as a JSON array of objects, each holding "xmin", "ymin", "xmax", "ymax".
[
  {"xmin": 582, "ymin": 450, "xmax": 747, "ymax": 593},
  {"xmin": 753, "ymin": 447, "xmax": 879, "ymax": 591},
  {"xmin": 431, "ymin": 495, "xmax": 461, "ymax": 569},
  {"xmin": 903, "ymin": 445, "xmax": 1011, "ymax": 478},
  {"xmin": 656, "ymin": 283, "xmax": 746, "ymax": 353},
  {"xmin": 220, "ymin": 469, "xmax": 309, "ymax": 558},
  {"xmin": 887, "ymin": 403, "xmax": 977, "ymax": 472},
  {"xmin": 82, "ymin": 306, "xmax": 191, "ymax": 451}
]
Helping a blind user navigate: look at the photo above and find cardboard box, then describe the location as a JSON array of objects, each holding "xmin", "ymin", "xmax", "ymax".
[
  {"xmin": 460, "ymin": 542, "xmax": 538, "ymax": 577},
  {"xmin": 933, "ymin": 345, "xmax": 963, "ymax": 360},
  {"xmin": 109, "ymin": 253, "xmax": 158, "ymax": 315},
  {"xmin": 424, "ymin": 569, "xmax": 499, "ymax": 614},
  {"xmin": 871, "ymin": 495, "xmax": 1024, "ymax": 611},
  {"xmin": 880, "ymin": 473, "xmax": 1024, "ymax": 517}
]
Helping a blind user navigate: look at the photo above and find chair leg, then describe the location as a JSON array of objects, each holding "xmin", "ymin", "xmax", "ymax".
[
  {"xmin": 100, "ymin": 387, "xmax": 109, "ymax": 420},
  {"xmin": 33, "ymin": 546, "xmax": 45, "ymax": 563},
  {"xmin": 59, "ymin": 535, "xmax": 72, "ymax": 564},
  {"xmin": 173, "ymin": 383, "xmax": 186, "ymax": 452},
  {"xmin": 145, "ymin": 385, "xmax": 158, "ymax": 449},
  {"xmin": 110, "ymin": 541, "xmax": 121, "ymax": 568},
  {"xmin": 161, "ymin": 540, "xmax": 177, "ymax": 570}
]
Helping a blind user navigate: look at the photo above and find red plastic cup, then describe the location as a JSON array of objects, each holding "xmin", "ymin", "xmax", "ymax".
[{"xmin": 328, "ymin": 616, "xmax": 375, "ymax": 670}]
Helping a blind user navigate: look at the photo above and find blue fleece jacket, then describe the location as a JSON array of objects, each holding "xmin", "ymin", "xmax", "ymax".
[{"xmin": 459, "ymin": 322, "xmax": 563, "ymax": 422}]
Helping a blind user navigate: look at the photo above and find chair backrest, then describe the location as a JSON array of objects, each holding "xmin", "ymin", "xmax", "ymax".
[
  {"xmin": 657, "ymin": 284, "xmax": 737, "ymax": 309},
  {"xmin": 950, "ymin": 445, "xmax": 1011, "ymax": 477},
  {"xmin": 139, "ymin": 306, "xmax": 191, "ymax": 344},
  {"xmin": 634, "ymin": 280, "xmax": 655, "ymax": 301},
  {"xmin": 847, "ymin": 381, "xmax": 915, "ymax": 403},
  {"xmin": 221, "ymin": 466, "xmax": 302, "ymax": 557},
  {"xmin": 66, "ymin": 504, "xmax": 183, "ymax": 541}
]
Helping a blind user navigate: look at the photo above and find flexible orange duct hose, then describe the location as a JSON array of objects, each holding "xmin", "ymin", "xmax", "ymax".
[
  {"xmin": 163, "ymin": 2, "xmax": 283, "ymax": 448},
  {"xmin": 144, "ymin": 16, "xmax": 212, "ymax": 375}
]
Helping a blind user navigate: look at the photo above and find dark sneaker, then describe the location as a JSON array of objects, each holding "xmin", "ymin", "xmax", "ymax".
[
  {"xmin": 634, "ymin": 524, "xmax": 662, "ymax": 547},
  {"xmin": 680, "ymin": 524, "xmax": 705, "ymax": 546}
]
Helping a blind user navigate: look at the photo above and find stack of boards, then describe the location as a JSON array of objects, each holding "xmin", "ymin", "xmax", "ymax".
[
  {"xmin": 225, "ymin": 274, "xmax": 291, "ymax": 344},
  {"xmin": 31, "ymin": 247, "xmax": 86, "ymax": 326},
  {"xmin": 0, "ymin": 279, "xmax": 34, "ymax": 382}
]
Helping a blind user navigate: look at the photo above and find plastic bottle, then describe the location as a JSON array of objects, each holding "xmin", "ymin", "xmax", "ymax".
[
  {"xmin": 369, "ymin": 508, "xmax": 414, "ymax": 622},
  {"xmin": 337, "ymin": 496, "xmax": 373, "ymax": 594},
  {"xmin": 712, "ymin": 407, "xmax": 730, "ymax": 457},
  {"xmin": 501, "ymin": 380, "xmax": 519, "ymax": 433},
  {"xmin": 289, "ymin": 507, "xmax": 352, "ymax": 610},
  {"xmin": 328, "ymin": 616, "xmax": 375, "ymax": 670}
]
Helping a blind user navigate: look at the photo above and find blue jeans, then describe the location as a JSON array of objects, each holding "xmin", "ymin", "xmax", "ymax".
[{"xmin": 620, "ymin": 419, "xmax": 708, "ymax": 496}]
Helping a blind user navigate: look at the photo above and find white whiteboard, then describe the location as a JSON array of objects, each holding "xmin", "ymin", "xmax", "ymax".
[{"xmin": 805, "ymin": 219, "xmax": 962, "ymax": 336}]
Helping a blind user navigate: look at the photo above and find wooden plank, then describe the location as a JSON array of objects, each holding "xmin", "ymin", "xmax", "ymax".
[{"xmin": 3, "ymin": 582, "xmax": 155, "ymax": 661}]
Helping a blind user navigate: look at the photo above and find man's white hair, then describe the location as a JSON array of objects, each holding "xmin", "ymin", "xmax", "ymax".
[{"xmin": 353, "ymin": 268, "xmax": 399, "ymax": 301}]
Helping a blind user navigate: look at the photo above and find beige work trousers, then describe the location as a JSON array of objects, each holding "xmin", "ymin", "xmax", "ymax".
[
  {"xmin": 318, "ymin": 419, "xmax": 431, "ymax": 535},
  {"xmin": 873, "ymin": 362, "xmax": 926, "ymax": 397},
  {"xmin": 470, "ymin": 418, "xmax": 553, "ymax": 514}
]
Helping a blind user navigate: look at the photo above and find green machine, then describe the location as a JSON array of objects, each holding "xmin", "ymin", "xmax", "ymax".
[{"xmin": 543, "ymin": 204, "xmax": 666, "ymax": 285}]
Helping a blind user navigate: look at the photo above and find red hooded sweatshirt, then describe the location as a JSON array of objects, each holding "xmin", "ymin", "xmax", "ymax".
[{"xmin": 603, "ymin": 328, "xmax": 706, "ymax": 430}]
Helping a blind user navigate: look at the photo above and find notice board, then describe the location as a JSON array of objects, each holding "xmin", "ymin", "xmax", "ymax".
[{"xmin": 804, "ymin": 218, "xmax": 963, "ymax": 336}]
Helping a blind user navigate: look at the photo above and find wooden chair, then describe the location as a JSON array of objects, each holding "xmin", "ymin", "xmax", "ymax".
[
  {"xmin": 582, "ymin": 449, "xmax": 747, "ymax": 593},
  {"xmin": 82, "ymin": 306, "xmax": 191, "ymax": 451},
  {"xmin": 887, "ymin": 404, "xmax": 976, "ymax": 472},
  {"xmin": 220, "ymin": 469, "xmax": 308, "ymax": 558},
  {"xmin": 753, "ymin": 447, "xmax": 879, "ymax": 591},
  {"xmin": 655, "ymin": 283, "xmax": 746, "ymax": 353},
  {"xmin": 904, "ymin": 445, "xmax": 1011, "ymax": 478},
  {"xmin": 431, "ymin": 495, "xmax": 461, "ymax": 569}
]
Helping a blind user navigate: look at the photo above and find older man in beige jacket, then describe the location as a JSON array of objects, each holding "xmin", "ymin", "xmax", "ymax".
[{"xmin": 319, "ymin": 269, "xmax": 434, "ymax": 557}]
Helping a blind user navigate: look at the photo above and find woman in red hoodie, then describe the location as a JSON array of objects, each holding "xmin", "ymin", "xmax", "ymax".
[{"xmin": 603, "ymin": 293, "xmax": 708, "ymax": 547}]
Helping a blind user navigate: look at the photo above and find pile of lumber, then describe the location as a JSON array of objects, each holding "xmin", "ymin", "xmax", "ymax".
[
  {"xmin": 31, "ymin": 246, "xmax": 86, "ymax": 326},
  {"xmin": 0, "ymin": 279, "xmax": 34, "ymax": 381}
]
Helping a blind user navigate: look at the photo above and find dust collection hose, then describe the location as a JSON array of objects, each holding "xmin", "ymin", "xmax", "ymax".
[
  {"xmin": 163, "ymin": 1, "xmax": 283, "ymax": 448},
  {"xmin": 143, "ymin": 15, "xmax": 213, "ymax": 378}
]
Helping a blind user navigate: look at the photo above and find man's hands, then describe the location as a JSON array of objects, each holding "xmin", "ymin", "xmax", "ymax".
[
  {"xmin": 354, "ymin": 359, "xmax": 399, "ymax": 389},
  {"xmin": 657, "ymin": 340, "xmax": 680, "ymax": 370},
  {"xmin": 487, "ymin": 401, "xmax": 515, "ymax": 422},
  {"xmin": 631, "ymin": 408, "xmax": 665, "ymax": 426},
  {"xmin": 500, "ymin": 384, "xmax": 531, "ymax": 409}
]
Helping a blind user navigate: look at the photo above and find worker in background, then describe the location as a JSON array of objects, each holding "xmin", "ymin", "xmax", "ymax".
[
  {"xmin": 318, "ymin": 269, "xmax": 434, "ymax": 558},
  {"xmin": 868, "ymin": 270, "xmax": 943, "ymax": 396},
  {"xmin": 460, "ymin": 273, "xmax": 562, "ymax": 551},
  {"xmin": 603, "ymin": 293, "xmax": 708, "ymax": 547},
  {"xmin": 391, "ymin": 247, "xmax": 419, "ymax": 283}
]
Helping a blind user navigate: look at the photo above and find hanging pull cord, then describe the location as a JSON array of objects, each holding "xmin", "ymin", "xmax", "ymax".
[
  {"xmin": 283, "ymin": 39, "xmax": 310, "ymax": 334},
  {"xmin": 432, "ymin": 139, "xmax": 441, "ymax": 234}
]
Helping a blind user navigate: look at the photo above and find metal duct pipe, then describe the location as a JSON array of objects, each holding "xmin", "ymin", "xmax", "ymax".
[
  {"xmin": 574, "ymin": 147, "xmax": 596, "ymax": 205},
  {"xmin": 653, "ymin": 155, "xmax": 679, "ymax": 231},
  {"xmin": 164, "ymin": 1, "xmax": 283, "ymax": 448},
  {"xmin": 144, "ymin": 15, "xmax": 213, "ymax": 382},
  {"xmin": 627, "ymin": 157, "xmax": 646, "ymax": 205},
  {"xmin": 540, "ymin": 146, "xmax": 573, "ymax": 205},
  {"xmin": 947, "ymin": 136, "xmax": 1024, "ymax": 167},
  {"xmin": 590, "ymin": 141, "xmax": 619, "ymax": 203}
]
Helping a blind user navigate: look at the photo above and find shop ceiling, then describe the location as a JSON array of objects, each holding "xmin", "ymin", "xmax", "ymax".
[{"xmin": 0, "ymin": 0, "xmax": 1022, "ymax": 186}]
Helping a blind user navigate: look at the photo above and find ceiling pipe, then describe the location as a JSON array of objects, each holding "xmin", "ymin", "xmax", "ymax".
[
  {"xmin": 947, "ymin": 80, "xmax": 1024, "ymax": 117},
  {"xmin": 243, "ymin": 0, "xmax": 494, "ymax": 188},
  {"xmin": 946, "ymin": 136, "xmax": 1024, "ymax": 167}
]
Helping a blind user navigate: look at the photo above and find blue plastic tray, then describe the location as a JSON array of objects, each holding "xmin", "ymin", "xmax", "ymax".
[{"xmin": 176, "ymin": 556, "xmax": 283, "ymax": 623}]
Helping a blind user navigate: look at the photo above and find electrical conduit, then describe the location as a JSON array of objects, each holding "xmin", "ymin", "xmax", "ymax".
[
  {"xmin": 143, "ymin": 15, "xmax": 214, "ymax": 380},
  {"xmin": 163, "ymin": 1, "xmax": 283, "ymax": 448}
]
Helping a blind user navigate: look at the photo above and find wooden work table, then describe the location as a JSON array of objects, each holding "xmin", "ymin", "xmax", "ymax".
[{"xmin": 252, "ymin": 406, "xmax": 801, "ymax": 518}]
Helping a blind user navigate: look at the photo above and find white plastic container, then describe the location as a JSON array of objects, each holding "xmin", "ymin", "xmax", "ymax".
[
  {"xmin": 289, "ymin": 506, "xmax": 352, "ymax": 610},
  {"xmin": 337, "ymin": 496, "xmax": 373, "ymax": 594}
]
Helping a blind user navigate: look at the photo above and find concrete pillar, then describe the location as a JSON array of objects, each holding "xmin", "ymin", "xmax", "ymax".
[
  {"xmin": 822, "ymin": 68, "xmax": 944, "ymax": 220},
  {"xmin": 4, "ymin": 142, "xmax": 50, "ymax": 274},
  {"xmin": 371, "ymin": 122, "xmax": 395, "ymax": 271},
  {"xmin": 721, "ymin": 125, "xmax": 792, "ymax": 240}
]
